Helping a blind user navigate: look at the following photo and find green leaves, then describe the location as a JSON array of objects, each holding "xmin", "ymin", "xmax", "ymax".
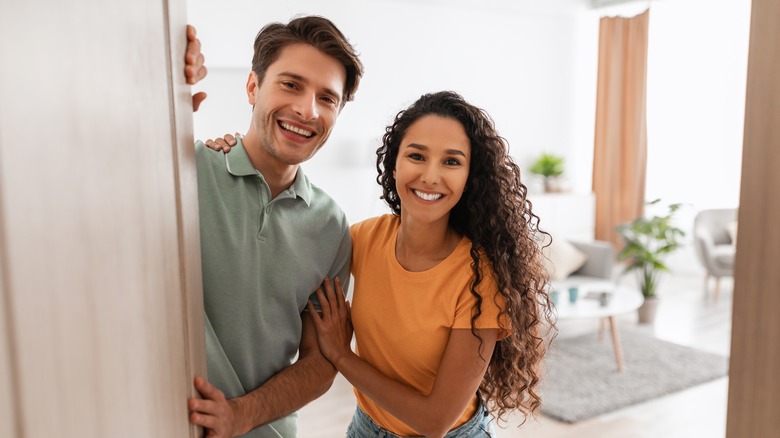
[
  {"xmin": 616, "ymin": 200, "xmax": 686, "ymax": 298},
  {"xmin": 529, "ymin": 153, "xmax": 565, "ymax": 178}
]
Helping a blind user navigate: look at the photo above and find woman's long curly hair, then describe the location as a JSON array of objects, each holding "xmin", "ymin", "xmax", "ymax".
[{"xmin": 376, "ymin": 91, "xmax": 555, "ymax": 423}]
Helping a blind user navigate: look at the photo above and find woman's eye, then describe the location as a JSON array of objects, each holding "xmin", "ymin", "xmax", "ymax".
[
  {"xmin": 445, "ymin": 158, "xmax": 461, "ymax": 166},
  {"xmin": 408, "ymin": 153, "xmax": 424, "ymax": 161}
]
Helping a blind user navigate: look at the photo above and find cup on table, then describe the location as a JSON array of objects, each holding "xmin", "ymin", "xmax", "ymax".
[
  {"xmin": 599, "ymin": 291, "xmax": 611, "ymax": 307},
  {"xmin": 568, "ymin": 286, "xmax": 579, "ymax": 304}
]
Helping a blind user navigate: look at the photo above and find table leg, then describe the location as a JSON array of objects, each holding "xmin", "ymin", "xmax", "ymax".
[
  {"xmin": 598, "ymin": 317, "xmax": 606, "ymax": 341},
  {"xmin": 608, "ymin": 316, "xmax": 625, "ymax": 372}
]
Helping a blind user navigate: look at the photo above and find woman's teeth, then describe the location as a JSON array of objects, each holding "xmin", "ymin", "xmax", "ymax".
[{"xmin": 414, "ymin": 190, "xmax": 442, "ymax": 201}]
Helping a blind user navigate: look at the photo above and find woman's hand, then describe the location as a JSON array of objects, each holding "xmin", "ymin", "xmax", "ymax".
[
  {"xmin": 204, "ymin": 133, "xmax": 240, "ymax": 153},
  {"xmin": 307, "ymin": 276, "xmax": 353, "ymax": 367}
]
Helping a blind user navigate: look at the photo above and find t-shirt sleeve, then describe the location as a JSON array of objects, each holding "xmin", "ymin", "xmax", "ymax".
[
  {"xmin": 452, "ymin": 264, "xmax": 510, "ymax": 339},
  {"xmin": 349, "ymin": 219, "xmax": 373, "ymax": 278}
]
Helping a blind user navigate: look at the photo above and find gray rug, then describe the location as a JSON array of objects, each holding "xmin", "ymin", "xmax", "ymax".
[{"xmin": 539, "ymin": 330, "xmax": 729, "ymax": 423}]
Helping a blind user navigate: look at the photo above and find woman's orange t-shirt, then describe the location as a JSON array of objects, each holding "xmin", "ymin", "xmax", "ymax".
[{"xmin": 349, "ymin": 215, "xmax": 508, "ymax": 436}]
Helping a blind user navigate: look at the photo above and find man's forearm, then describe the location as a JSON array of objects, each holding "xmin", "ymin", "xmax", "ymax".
[{"xmin": 232, "ymin": 351, "xmax": 336, "ymax": 434}]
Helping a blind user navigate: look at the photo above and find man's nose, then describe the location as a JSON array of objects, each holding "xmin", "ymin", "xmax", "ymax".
[{"xmin": 292, "ymin": 92, "xmax": 319, "ymax": 121}]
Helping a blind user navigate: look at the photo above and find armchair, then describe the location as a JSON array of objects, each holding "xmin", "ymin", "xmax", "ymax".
[{"xmin": 692, "ymin": 208, "xmax": 738, "ymax": 301}]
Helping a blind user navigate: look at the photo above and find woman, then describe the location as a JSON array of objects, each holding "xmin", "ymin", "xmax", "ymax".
[{"xmin": 308, "ymin": 91, "xmax": 554, "ymax": 437}]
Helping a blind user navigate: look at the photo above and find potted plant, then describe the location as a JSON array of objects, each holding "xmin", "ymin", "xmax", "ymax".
[
  {"xmin": 529, "ymin": 153, "xmax": 565, "ymax": 193},
  {"xmin": 616, "ymin": 199, "xmax": 685, "ymax": 323}
]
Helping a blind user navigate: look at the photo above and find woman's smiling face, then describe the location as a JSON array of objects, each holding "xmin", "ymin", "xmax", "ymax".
[{"xmin": 393, "ymin": 114, "xmax": 471, "ymax": 227}]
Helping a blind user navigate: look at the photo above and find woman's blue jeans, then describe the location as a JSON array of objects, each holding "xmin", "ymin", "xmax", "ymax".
[{"xmin": 346, "ymin": 399, "xmax": 494, "ymax": 438}]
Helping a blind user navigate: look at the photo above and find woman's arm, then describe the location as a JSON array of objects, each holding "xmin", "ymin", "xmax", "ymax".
[{"xmin": 307, "ymin": 278, "xmax": 497, "ymax": 438}]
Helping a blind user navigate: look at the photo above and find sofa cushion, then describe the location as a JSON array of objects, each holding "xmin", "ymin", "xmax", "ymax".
[{"xmin": 543, "ymin": 238, "xmax": 588, "ymax": 281}]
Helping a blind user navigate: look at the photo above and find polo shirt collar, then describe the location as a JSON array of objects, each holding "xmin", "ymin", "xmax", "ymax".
[
  {"xmin": 224, "ymin": 137, "xmax": 312, "ymax": 206},
  {"xmin": 288, "ymin": 166, "xmax": 312, "ymax": 206},
  {"xmin": 224, "ymin": 137, "xmax": 257, "ymax": 177}
]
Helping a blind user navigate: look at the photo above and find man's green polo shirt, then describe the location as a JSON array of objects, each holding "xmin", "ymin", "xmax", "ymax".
[{"xmin": 195, "ymin": 138, "xmax": 351, "ymax": 438}]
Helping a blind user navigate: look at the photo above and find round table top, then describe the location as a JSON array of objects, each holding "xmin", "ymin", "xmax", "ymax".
[{"xmin": 552, "ymin": 285, "xmax": 644, "ymax": 320}]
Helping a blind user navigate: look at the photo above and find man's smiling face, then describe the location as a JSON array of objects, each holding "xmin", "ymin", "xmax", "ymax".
[{"xmin": 247, "ymin": 43, "xmax": 346, "ymax": 167}]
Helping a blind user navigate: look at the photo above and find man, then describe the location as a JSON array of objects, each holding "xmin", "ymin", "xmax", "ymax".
[{"xmin": 185, "ymin": 16, "xmax": 364, "ymax": 438}]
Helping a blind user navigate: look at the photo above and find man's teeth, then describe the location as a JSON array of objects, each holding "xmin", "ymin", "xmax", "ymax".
[
  {"xmin": 280, "ymin": 122, "xmax": 314, "ymax": 138},
  {"xmin": 414, "ymin": 190, "xmax": 442, "ymax": 201}
]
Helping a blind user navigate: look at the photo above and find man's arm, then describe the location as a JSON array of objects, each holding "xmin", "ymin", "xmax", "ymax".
[
  {"xmin": 233, "ymin": 310, "xmax": 337, "ymax": 432},
  {"xmin": 188, "ymin": 311, "xmax": 336, "ymax": 437}
]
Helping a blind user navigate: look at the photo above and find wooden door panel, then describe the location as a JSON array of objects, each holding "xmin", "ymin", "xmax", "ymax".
[
  {"xmin": 0, "ymin": 242, "xmax": 18, "ymax": 438},
  {"xmin": 726, "ymin": 0, "xmax": 780, "ymax": 436},
  {"xmin": 0, "ymin": 0, "xmax": 201, "ymax": 436}
]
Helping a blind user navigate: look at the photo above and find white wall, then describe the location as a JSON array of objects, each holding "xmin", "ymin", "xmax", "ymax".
[
  {"xmin": 645, "ymin": 0, "xmax": 750, "ymax": 274},
  {"xmin": 646, "ymin": 0, "xmax": 749, "ymax": 212},
  {"xmin": 187, "ymin": 0, "xmax": 592, "ymax": 224},
  {"xmin": 646, "ymin": 0, "xmax": 750, "ymax": 273},
  {"xmin": 187, "ymin": 0, "xmax": 751, "ymax": 275}
]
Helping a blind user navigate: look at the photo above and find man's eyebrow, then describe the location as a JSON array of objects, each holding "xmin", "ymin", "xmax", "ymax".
[
  {"xmin": 406, "ymin": 143, "xmax": 467, "ymax": 157},
  {"xmin": 277, "ymin": 72, "xmax": 342, "ymax": 101}
]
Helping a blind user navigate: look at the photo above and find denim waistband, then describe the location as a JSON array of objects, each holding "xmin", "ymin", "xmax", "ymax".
[{"xmin": 347, "ymin": 398, "xmax": 493, "ymax": 438}]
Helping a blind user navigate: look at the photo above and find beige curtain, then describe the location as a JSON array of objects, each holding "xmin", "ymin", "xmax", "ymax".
[{"xmin": 593, "ymin": 10, "xmax": 650, "ymax": 248}]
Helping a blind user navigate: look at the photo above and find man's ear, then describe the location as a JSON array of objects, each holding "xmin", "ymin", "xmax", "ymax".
[{"xmin": 246, "ymin": 71, "xmax": 258, "ymax": 105}]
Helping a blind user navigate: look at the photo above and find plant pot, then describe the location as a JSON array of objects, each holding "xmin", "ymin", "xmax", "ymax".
[
  {"xmin": 543, "ymin": 176, "xmax": 563, "ymax": 193},
  {"xmin": 637, "ymin": 297, "xmax": 659, "ymax": 324}
]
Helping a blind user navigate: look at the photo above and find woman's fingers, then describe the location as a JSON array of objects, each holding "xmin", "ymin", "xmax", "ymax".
[
  {"xmin": 321, "ymin": 276, "xmax": 341, "ymax": 315},
  {"xmin": 334, "ymin": 276, "xmax": 344, "ymax": 304},
  {"xmin": 223, "ymin": 133, "xmax": 237, "ymax": 146},
  {"xmin": 204, "ymin": 138, "xmax": 222, "ymax": 151},
  {"xmin": 317, "ymin": 276, "xmax": 349, "ymax": 324},
  {"xmin": 315, "ymin": 287, "xmax": 330, "ymax": 320},
  {"xmin": 325, "ymin": 276, "xmax": 346, "ymax": 314},
  {"xmin": 306, "ymin": 300, "xmax": 321, "ymax": 324}
]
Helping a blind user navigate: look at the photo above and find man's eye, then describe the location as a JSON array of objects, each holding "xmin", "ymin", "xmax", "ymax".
[
  {"xmin": 320, "ymin": 96, "xmax": 337, "ymax": 105},
  {"xmin": 282, "ymin": 81, "xmax": 297, "ymax": 89}
]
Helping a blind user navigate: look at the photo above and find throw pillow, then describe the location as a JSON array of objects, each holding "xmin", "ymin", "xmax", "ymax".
[
  {"xmin": 542, "ymin": 238, "xmax": 588, "ymax": 281},
  {"xmin": 726, "ymin": 221, "xmax": 738, "ymax": 245}
]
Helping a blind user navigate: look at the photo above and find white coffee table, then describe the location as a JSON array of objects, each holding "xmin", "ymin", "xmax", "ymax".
[{"xmin": 552, "ymin": 285, "xmax": 644, "ymax": 372}]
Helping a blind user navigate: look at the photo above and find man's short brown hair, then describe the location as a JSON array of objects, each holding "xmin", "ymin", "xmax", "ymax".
[{"xmin": 252, "ymin": 16, "xmax": 364, "ymax": 106}]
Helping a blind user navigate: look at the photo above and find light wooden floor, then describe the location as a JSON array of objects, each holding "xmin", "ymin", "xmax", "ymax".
[{"xmin": 297, "ymin": 272, "xmax": 732, "ymax": 437}]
